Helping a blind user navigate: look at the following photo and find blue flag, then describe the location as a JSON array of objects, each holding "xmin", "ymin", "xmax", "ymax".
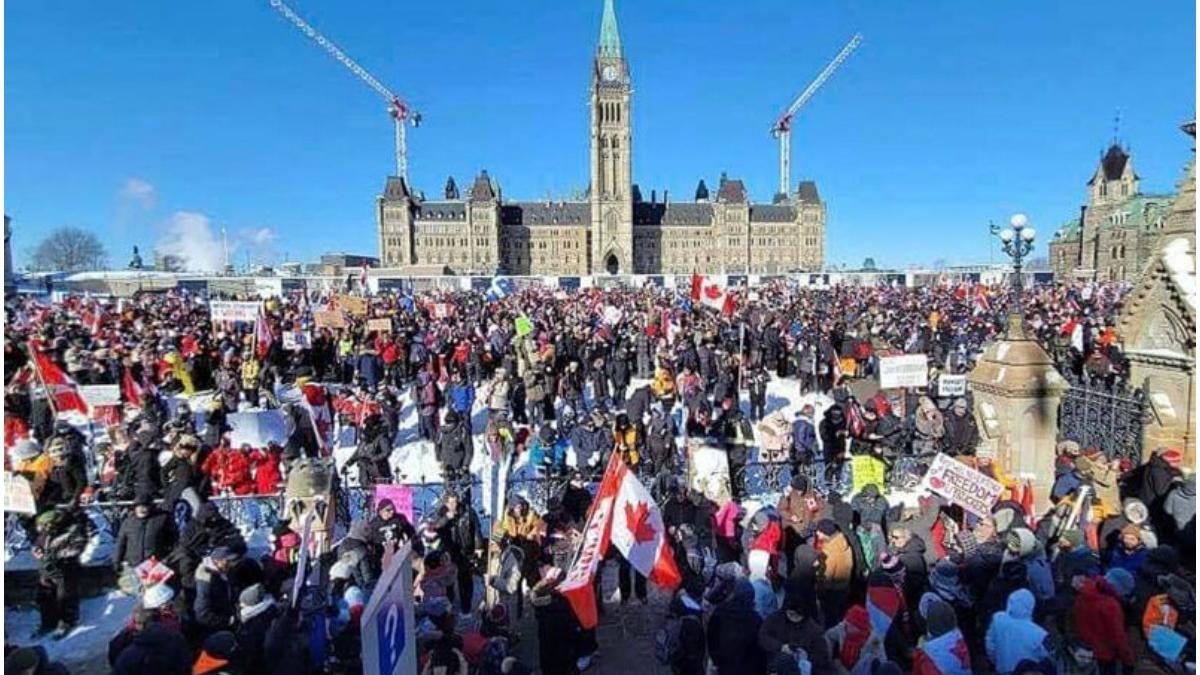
[{"xmin": 487, "ymin": 277, "xmax": 514, "ymax": 302}]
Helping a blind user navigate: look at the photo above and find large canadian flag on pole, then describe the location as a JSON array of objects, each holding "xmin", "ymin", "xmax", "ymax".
[
  {"xmin": 30, "ymin": 350, "xmax": 89, "ymax": 415},
  {"xmin": 689, "ymin": 273, "xmax": 735, "ymax": 316},
  {"xmin": 560, "ymin": 453, "xmax": 682, "ymax": 629}
]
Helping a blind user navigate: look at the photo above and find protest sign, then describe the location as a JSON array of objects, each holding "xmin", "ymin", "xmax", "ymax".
[
  {"xmin": 283, "ymin": 331, "xmax": 312, "ymax": 352},
  {"xmin": 515, "ymin": 315, "xmax": 534, "ymax": 337},
  {"xmin": 373, "ymin": 484, "xmax": 414, "ymax": 524},
  {"xmin": 210, "ymin": 301, "xmax": 261, "ymax": 324},
  {"xmin": 78, "ymin": 385, "xmax": 121, "ymax": 408},
  {"xmin": 602, "ymin": 305, "xmax": 623, "ymax": 326},
  {"xmin": 851, "ymin": 455, "xmax": 887, "ymax": 496},
  {"xmin": 431, "ymin": 303, "xmax": 454, "ymax": 319},
  {"xmin": 367, "ymin": 318, "xmax": 392, "ymax": 333},
  {"xmin": 4, "ymin": 473, "xmax": 36, "ymax": 514},
  {"xmin": 878, "ymin": 354, "xmax": 929, "ymax": 389},
  {"xmin": 922, "ymin": 453, "xmax": 1004, "ymax": 518},
  {"xmin": 688, "ymin": 444, "xmax": 732, "ymax": 504},
  {"xmin": 314, "ymin": 310, "xmax": 347, "ymax": 329},
  {"xmin": 227, "ymin": 410, "xmax": 290, "ymax": 448},
  {"xmin": 337, "ymin": 295, "xmax": 368, "ymax": 317},
  {"xmin": 938, "ymin": 375, "xmax": 967, "ymax": 398}
]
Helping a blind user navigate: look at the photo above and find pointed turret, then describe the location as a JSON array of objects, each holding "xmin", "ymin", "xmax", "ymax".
[
  {"xmin": 445, "ymin": 176, "xmax": 460, "ymax": 200},
  {"xmin": 598, "ymin": 0, "xmax": 622, "ymax": 58},
  {"xmin": 695, "ymin": 179, "xmax": 710, "ymax": 202}
]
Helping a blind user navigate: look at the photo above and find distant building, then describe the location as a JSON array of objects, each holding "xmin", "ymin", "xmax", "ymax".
[
  {"xmin": 1050, "ymin": 124, "xmax": 1194, "ymax": 281},
  {"xmin": 319, "ymin": 253, "xmax": 380, "ymax": 276},
  {"xmin": 376, "ymin": 0, "xmax": 827, "ymax": 276}
]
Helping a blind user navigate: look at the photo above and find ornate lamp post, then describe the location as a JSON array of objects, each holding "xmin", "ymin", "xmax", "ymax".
[{"xmin": 990, "ymin": 214, "xmax": 1036, "ymax": 336}]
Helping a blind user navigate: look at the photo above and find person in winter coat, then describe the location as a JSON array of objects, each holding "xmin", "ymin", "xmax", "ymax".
[
  {"xmin": 819, "ymin": 406, "xmax": 849, "ymax": 486},
  {"xmin": 1162, "ymin": 474, "xmax": 1195, "ymax": 552},
  {"xmin": 1107, "ymin": 523, "xmax": 1150, "ymax": 575},
  {"xmin": 528, "ymin": 569, "xmax": 584, "ymax": 675},
  {"xmin": 446, "ymin": 371, "xmax": 475, "ymax": 426},
  {"xmin": 234, "ymin": 583, "xmax": 278, "ymax": 675},
  {"xmin": 486, "ymin": 368, "xmax": 511, "ymax": 415},
  {"xmin": 114, "ymin": 495, "xmax": 176, "ymax": 573},
  {"xmin": 530, "ymin": 424, "xmax": 569, "ymax": 476},
  {"xmin": 42, "ymin": 438, "xmax": 89, "ymax": 507},
  {"xmin": 889, "ymin": 527, "xmax": 929, "ymax": 610},
  {"xmin": 247, "ymin": 443, "xmax": 283, "ymax": 495},
  {"xmin": 721, "ymin": 406, "xmax": 755, "ymax": 501},
  {"xmin": 941, "ymin": 398, "xmax": 979, "ymax": 456},
  {"xmin": 432, "ymin": 491, "xmax": 485, "ymax": 614},
  {"xmin": 351, "ymin": 413, "xmax": 393, "ymax": 486},
  {"xmin": 815, "ymin": 519, "xmax": 854, "ymax": 628},
  {"xmin": 747, "ymin": 365, "xmax": 769, "ymax": 422},
  {"xmin": 707, "ymin": 579, "xmax": 766, "ymax": 675},
  {"xmin": 912, "ymin": 597, "xmax": 971, "ymax": 675},
  {"xmin": 110, "ymin": 619, "xmax": 192, "ymax": 675},
  {"xmin": 777, "ymin": 475, "xmax": 820, "ymax": 573},
  {"xmin": 491, "ymin": 495, "xmax": 546, "ymax": 585},
  {"xmin": 1071, "ymin": 572, "xmax": 1135, "ymax": 671},
  {"xmin": 789, "ymin": 406, "xmax": 817, "ymax": 477},
  {"xmin": 645, "ymin": 406, "xmax": 678, "ymax": 478},
  {"xmin": 758, "ymin": 577, "xmax": 833, "ymax": 671},
  {"xmin": 33, "ymin": 508, "xmax": 89, "ymax": 637},
  {"xmin": 435, "ymin": 409, "xmax": 473, "ymax": 482},
  {"xmin": 568, "ymin": 411, "xmax": 608, "ymax": 472},
  {"xmin": 367, "ymin": 498, "xmax": 419, "ymax": 560},
  {"xmin": 985, "ymin": 589, "xmax": 1049, "ymax": 675},
  {"xmin": 202, "ymin": 443, "xmax": 256, "ymax": 496},
  {"xmin": 416, "ymin": 370, "xmax": 441, "ymax": 441},
  {"xmin": 194, "ymin": 547, "xmax": 242, "ymax": 636},
  {"xmin": 171, "ymin": 502, "xmax": 245, "ymax": 597},
  {"xmin": 823, "ymin": 604, "xmax": 887, "ymax": 675}
]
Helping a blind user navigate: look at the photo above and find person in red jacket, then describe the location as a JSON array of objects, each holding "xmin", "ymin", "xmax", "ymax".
[
  {"xmin": 247, "ymin": 443, "xmax": 283, "ymax": 494},
  {"xmin": 1071, "ymin": 573, "xmax": 1135, "ymax": 671},
  {"xmin": 201, "ymin": 443, "xmax": 255, "ymax": 496}
]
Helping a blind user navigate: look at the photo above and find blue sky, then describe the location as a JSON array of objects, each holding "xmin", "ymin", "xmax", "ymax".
[{"xmin": 5, "ymin": 0, "xmax": 1195, "ymax": 270}]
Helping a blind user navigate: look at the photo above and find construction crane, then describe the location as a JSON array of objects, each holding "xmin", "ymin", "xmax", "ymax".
[
  {"xmin": 770, "ymin": 33, "xmax": 861, "ymax": 197},
  {"xmin": 269, "ymin": 0, "xmax": 421, "ymax": 181}
]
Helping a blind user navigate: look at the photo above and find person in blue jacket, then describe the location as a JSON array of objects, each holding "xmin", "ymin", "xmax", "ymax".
[
  {"xmin": 530, "ymin": 424, "xmax": 568, "ymax": 476},
  {"xmin": 446, "ymin": 370, "xmax": 476, "ymax": 431},
  {"xmin": 791, "ymin": 405, "xmax": 818, "ymax": 479}
]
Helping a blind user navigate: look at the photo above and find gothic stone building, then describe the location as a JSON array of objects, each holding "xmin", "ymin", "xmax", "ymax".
[
  {"xmin": 1049, "ymin": 139, "xmax": 1188, "ymax": 282},
  {"xmin": 376, "ymin": 0, "xmax": 826, "ymax": 276}
]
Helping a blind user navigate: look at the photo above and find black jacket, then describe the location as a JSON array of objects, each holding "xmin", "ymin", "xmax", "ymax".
[
  {"xmin": 706, "ymin": 581, "xmax": 765, "ymax": 675},
  {"xmin": 114, "ymin": 509, "xmax": 175, "ymax": 569},
  {"xmin": 942, "ymin": 411, "xmax": 980, "ymax": 456},
  {"xmin": 236, "ymin": 602, "xmax": 281, "ymax": 675},
  {"xmin": 194, "ymin": 559, "xmax": 237, "ymax": 632},
  {"xmin": 434, "ymin": 506, "xmax": 485, "ymax": 569},
  {"xmin": 435, "ymin": 419, "xmax": 473, "ymax": 472},
  {"xmin": 111, "ymin": 624, "xmax": 192, "ymax": 675},
  {"xmin": 43, "ymin": 455, "xmax": 88, "ymax": 506},
  {"xmin": 532, "ymin": 591, "xmax": 584, "ymax": 675}
]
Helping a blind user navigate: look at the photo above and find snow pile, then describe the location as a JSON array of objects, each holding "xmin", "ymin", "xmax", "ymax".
[
  {"xmin": 6, "ymin": 590, "xmax": 137, "ymax": 668},
  {"xmin": 1162, "ymin": 237, "xmax": 1196, "ymax": 312}
]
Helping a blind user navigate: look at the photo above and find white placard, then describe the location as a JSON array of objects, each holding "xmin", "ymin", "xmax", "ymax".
[
  {"xmin": 688, "ymin": 444, "xmax": 732, "ymax": 504},
  {"xmin": 77, "ymin": 384, "xmax": 121, "ymax": 408},
  {"xmin": 283, "ymin": 331, "xmax": 311, "ymax": 352},
  {"xmin": 5, "ymin": 473, "xmax": 37, "ymax": 514},
  {"xmin": 209, "ymin": 301, "xmax": 261, "ymax": 323},
  {"xmin": 227, "ymin": 410, "xmax": 290, "ymax": 448},
  {"xmin": 937, "ymin": 375, "xmax": 967, "ymax": 398},
  {"xmin": 922, "ymin": 452, "xmax": 1004, "ymax": 518},
  {"xmin": 878, "ymin": 354, "xmax": 929, "ymax": 389}
]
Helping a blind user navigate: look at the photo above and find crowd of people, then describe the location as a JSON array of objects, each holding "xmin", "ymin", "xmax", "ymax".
[{"xmin": 2, "ymin": 277, "xmax": 1193, "ymax": 675}]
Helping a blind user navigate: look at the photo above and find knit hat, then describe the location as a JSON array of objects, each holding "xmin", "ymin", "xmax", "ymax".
[
  {"xmin": 239, "ymin": 583, "xmax": 266, "ymax": 608},
  {"xmin": 1006, "ymin": 528, "xmax": 1037, "ymax": 558},
  {"xmin": 1105, "ymin": 568, "xmax": 1135, "ymax": 598},
  {"xmin": 142, "ymin": 583, "xmax": 175, "ymax": 610},
  {"xmin": 195, "ymin": 631, "xmax": 238, "ymax": 674},
  {"xmin": 924, "ymin": 598, "xmax": 957, "ymax": 638},
  {"xmin": 210, "ymin": 546, "xmax": 240, "ymax": 564},
  {"xmin": 11, "ymin": 439, "xmax": 42, "ymax": 461},
  {"xmin": 932, "ymin": 559, "xmax": 958, "ymax": 581},
  {"xmin": 1056, "ymin": 440, "xmax": 1081, "ymax": 456},
  {"xmin": 879, "ymin": 553, "xmax": 904, "ymax": 580},
  {"xmin": 815, "ymin": 519, "xmax": 838, "ymax": 536},
  {"xmin": 790, "ymin": 474, "xmax": 809, "ymax": 492}
]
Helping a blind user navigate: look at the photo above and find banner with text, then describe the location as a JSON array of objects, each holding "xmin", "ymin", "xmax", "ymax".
[
  {"xmin": 878, "ymin": 354, "xmax": 929, "ymax": 389},
  {"xmin": 922, "ymin": 452, "xmax": 1004, "ymax": 518},
  {"xmin": 937, "ymin": 375, "xmax": 968, "ymax": 398},
  {"xmin": 210, "ymin": 301, "xmax": 261, "ymax": 324}
]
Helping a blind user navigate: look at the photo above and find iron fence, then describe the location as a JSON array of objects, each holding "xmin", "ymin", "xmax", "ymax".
[{"xmin": 1059, "ymin": 372, "xmax": 1149, "ymax": 464}]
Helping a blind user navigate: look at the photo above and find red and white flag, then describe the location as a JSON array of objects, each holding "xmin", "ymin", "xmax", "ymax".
[
  {"xmin": 690, "ymin": 273, "xmax": 734, "ymax": 315},
  {"xmin": 972, "ymin": 285, "xmax": 991, "ymax": 315},
  {"xmin": 255, "ymin": 313, "xmax": 273, "ymax": 359},
  {"xmin": 560, "ymin": 453, "xmax": 681, "ymax": 629},
  {"xmin": 30, "ymin": 350, "xmax": 89, "ymax": 415},
  {"xmin": 121, "ymin": 366, "xmax": 157, "ymax": 405}
]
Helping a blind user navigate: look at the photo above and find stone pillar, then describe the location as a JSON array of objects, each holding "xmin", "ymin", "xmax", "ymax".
[{"xmin": 968, "ymin": 313, "xmax": 1069, "ymax": 513}]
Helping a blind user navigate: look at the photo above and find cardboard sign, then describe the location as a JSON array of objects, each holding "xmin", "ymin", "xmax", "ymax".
[
  {"xmin": 367, "ymin": 318, "xmax": 393, "ymax": 333},
  {"xmin": 878, "ymin": 354, "xmax": 929, "ymax": 389},
  {"xmin": 337, "ymin": 294, "xmax": 369, "ymax": 317},
  {"xmin": 78, "ymin": 384, "xmax": 121, "ymax": 408},
  {"xmin": 851, "ymin": 455, "xmax": 887, "ymax": 496},
  {"xmin": 210, "ymin": 301, "xmax": 261, "ymax": 324},
  {"xmin": 938, "ymin": 375, "xmax": 968, "ymax": 398},
  {"xmin": 431, "ymin": 303, "xmax": 454, "ymax": 319},
  {"xmin": 922, "ymin": 453, "xmax": 1004, "ymax": 518},
  {"xmin": 372, "ymin": 484, "xmax": 415, "ymax": 527},
  {"xmin": 314, "ymin": 310, "xmax": 347, "ymax": 329},
  {"xmin": 4, "ymin": 473, "xmax": 36, "ymax": 514}
]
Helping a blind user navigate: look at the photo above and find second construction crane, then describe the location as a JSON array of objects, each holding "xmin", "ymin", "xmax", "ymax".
[
  {"xmin": 269, "ymin": 0, "xmax": 421, "ymax": 181},
  {"xmin": 771, "ymin": 33, "xmax": 861, "ymax": 198}
]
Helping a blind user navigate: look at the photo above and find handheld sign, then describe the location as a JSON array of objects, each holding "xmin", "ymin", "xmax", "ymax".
[
  {"xmin": 362, "ymin": 543, "xmax": 417, "ymax": 675},
  {"xmin": 878, "ymin": 354, "xmax": 929, "ymax": 389},
  {"xmin": 922, "ymin": 453, "xmax": 1003, "ymax": 518},
  {"xmin": 4, "ymin": 473, "xmax": 36, "ymax": 515},
  {"xmin": 938, "ymin": 375, "xmax": 967, "ymax": 398}
]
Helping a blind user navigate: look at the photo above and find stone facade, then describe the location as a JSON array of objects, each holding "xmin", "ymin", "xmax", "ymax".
[
  {"xmin": 1050, "ymin": 136, "xmax": 1190, "ymax": 282},
  {"xmin": 376, "ymin": 0, "xmax": 826, "ymax": 276}
]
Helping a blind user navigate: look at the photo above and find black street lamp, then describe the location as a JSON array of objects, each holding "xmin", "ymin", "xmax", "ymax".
[{"xmin": 990, "ymin": 213, "xmax": 1037, "ymax": 336}]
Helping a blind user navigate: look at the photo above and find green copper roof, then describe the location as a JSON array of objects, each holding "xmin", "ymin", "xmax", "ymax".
[{"xmin": 599, "ymin": 0, "xmax": 622, "ymax": 57}]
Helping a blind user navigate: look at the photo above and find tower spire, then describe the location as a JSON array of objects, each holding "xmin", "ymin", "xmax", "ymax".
[{"xmin": 598, "ymin": 0, "xmax": 622, "ymax": 58}]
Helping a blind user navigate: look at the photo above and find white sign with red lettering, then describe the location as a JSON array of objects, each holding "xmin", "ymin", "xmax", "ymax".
[{"xmin": 922, "ymin": 453, "xmax": 1004, "ymax": 518}]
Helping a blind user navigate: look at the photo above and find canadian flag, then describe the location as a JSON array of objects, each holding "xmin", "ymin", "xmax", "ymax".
[
  {"xmin": 1062, "ymin": 318, "xmax": 1084, "ymax": 353},
  {"xmin": 560, "ymin": 453, "xmax": 682, "ymax": 628},
  {"xmin": 255, "ymin": 313, "xmax": 273, "ymax": 359},
  {"xmin": 689, "ymin": 273, "xmax": 734, "ymax": 315},
  {"xmin": 30, "ymin": 350, "xmax": 89, "ymax": 415},
  {"xmin": 972, "ymin": 285, "xmax": 991, "ymax": 315}
]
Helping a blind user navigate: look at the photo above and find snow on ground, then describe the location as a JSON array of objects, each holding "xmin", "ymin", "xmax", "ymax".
[{"xmin": 6, "ymin": 590, "xmax": 137, "ymax": 674}]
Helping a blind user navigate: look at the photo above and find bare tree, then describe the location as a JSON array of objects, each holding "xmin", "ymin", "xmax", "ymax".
[{"xmin": 27, "ymin": 227, "xmax": 109, "ymax": 272}]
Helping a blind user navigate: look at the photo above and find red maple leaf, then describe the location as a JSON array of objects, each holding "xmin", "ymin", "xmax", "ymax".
[
  {"xmin": 703, "ymin": 284, "xmax": 723, "ymax": 300},
  {"xmin": 625, "ymin": 500, "xmax": 658, "ymax": 544}
]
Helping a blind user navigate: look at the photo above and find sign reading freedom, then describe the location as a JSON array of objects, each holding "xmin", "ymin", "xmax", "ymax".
[{"xmin": 922, "ymin": 453, "xmax": 1004, "ymax": 518}]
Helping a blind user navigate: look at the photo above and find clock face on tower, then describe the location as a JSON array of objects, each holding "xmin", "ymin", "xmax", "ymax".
[{"xmin": 603, "ymin": 65, "xmax": 617, "ymax": 82}]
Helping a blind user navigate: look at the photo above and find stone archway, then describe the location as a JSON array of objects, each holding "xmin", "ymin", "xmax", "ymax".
[{"xmin": 605, "ymin": 252, "xmax": 619, "ymax": 275}]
